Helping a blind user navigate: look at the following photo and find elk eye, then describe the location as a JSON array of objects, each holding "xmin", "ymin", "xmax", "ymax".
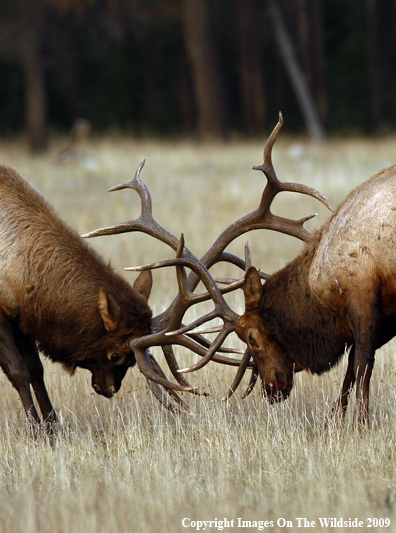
[
  {"xmin": 111, "ymin": 353, "xmax": 121, "ymax": 363},
  {"xmin": 248, "ymin": 332, "xmax": 259, "ymax": 349}
]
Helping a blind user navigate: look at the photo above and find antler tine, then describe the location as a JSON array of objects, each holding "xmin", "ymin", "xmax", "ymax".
[
  {"xmin": 146, "ymin": 351, "xmax": 193, "ymax": 414},
  {"xmin": 245, "ymin": 241, "xmax": 252, "ymax": 271},
  {"xmin": 177, "ymin": 325, "xmax": 235, "ymax": 373},
  {"xmin": 82, "ymin": 158, "xmax": 191, "ymax": 257},
  {"xmin": 170, "ymin": 234, "xmax": 196, "ymax": 331},
  {"xmin": 222, "ymin": 355, "xmax": 259, "ymax": 401},
  {"xmin": 131, "ymin": 325, "xmax": 245, "ymax": 372},
  {"xmin": 132, "ymin": 345, "xmax": 198, "ymax": 392},
  {"xmin": 253, "ymin": 111, "xmax": 332, "ymax": 223},
  {"xmin": 146, "ymin": 378, "xmax": 192, "ymax": 415},
  {"xmin": 222, "ymin": 349, "xmax": 252, "ymax": 400},
  {"xmin": 241, "ymin": 366, "xmax": 259, "ymax": 398},
  {"xmin": 259, "ymin": 111, "xmax": 284, "ymax": 184},
  {"xmin": 108, "ymin": 158, "xmax": 150, "ymax": 206},
  {"xmin": 161, "ymin": 345, "xmax": 210, "ymax": 395},
  {"xmin": 176, "ymin": 334, "xmax": 246, "ymax": 365}
]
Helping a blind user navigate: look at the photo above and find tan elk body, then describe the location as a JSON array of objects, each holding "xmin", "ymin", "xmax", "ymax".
[
  {"xmin": 235, "ymin": 162, "xmax": 396, "ymax": 425},
  {"xmin": 0, "ymin": 164, "xmax": 153, "ymax": 424}
]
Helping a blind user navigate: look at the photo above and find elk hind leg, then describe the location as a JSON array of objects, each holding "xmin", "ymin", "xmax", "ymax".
[
  {"xmin": 353, "ymin": 348, "xmax": 375, "ymax": 427},
  {"xmin": 348, "ymin": 296, "xmax": 379, "ymax": 427},
  {"xmin": 12, "ymin": 324, "xmax": 57, "ymax": 425},
  {"xmin": 0, "ymin": 318, "xmax": 40, "ymax": 423}
]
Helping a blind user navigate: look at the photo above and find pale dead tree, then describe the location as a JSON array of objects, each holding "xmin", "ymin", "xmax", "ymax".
[{"xmin": 268, "ymin": 0, "xmax": 327, "ymax": 143}]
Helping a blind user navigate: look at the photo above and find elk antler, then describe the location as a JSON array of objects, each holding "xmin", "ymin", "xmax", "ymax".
[
  {"xmin": 160, "ymin": 112, "xmax": 331, "ymax": 380},
  {"xmin": 84, "ymin": 112, "xmax": 332, "ymax": 408},
  {"xmin": 215, "ymin": 112, "xmax": 333, "ymax": 398},
  {"xmin": 83, "ymin": 160, "xmax": 249, "ymax": 411},
  {"xmin": 126, "ymin": 234, "xmax": 241, "ymax": 376}
]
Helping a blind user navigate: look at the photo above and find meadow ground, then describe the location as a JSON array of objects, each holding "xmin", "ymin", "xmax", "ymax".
[{"xmin": 0, "ymin": 131, "xmax": 396, "ymax": 532}]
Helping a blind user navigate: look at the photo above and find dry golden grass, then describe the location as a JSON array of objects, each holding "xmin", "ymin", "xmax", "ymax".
[{"xmin": 0, "ymin": 132, "xmax": 396, "ymax": 531}]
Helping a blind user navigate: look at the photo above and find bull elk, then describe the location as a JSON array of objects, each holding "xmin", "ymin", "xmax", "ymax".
[
  {"xmin": 103, "ymin": 113, "xmax": 396, "ymax": 426},
  {"xmin": 230, "ymin": 123, "xmax": 396, "ymax": 426},
  {"xmin": 0, "ymin": 164, "xmax": 160, "ymax": 425},
  {"xmin": 230, "ymin": 115, "xmax": 396, "ymax": 426},
  {"xmin": 190, "ymin": 113, "xmax": 396, "ymax": 426},
  {"xmin": 0, "ymin": 162, "xmax": 247, "ymax": 425}
]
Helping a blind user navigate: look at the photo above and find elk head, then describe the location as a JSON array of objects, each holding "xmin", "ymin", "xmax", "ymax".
[
  {"xmin": 235, "ymin": 266, "xmax": 297, "ymax": 402},
  {"xmin": 83, "ymin": 271, "xmax": 153, "ymax": 398}
]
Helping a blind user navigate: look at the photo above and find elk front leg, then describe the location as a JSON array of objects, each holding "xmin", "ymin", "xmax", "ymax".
[
  {"xmin": 12, "ymin": 325, "xmax": 57, "ymax": 425},
  {"xmin": 0, "ymin": 317, "xmax": 40, "ymax": 423}
]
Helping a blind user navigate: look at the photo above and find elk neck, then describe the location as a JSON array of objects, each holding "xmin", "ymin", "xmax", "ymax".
[{"xmin": 258, "ymin": 229, "xmax": 354, "ymax": 375}]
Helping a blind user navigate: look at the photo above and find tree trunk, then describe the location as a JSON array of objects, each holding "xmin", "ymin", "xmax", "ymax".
[
  {"xmin": 181, "ymin": 0, "xmax": 228, "ymax": 139},
  {"xmin": 0, "ymin": 2, "xmax": 48, "ymax": 152},
  {"xmin": 235, "ymin": 0, "xmax": 266, "ymax": 135},
  {"xmin": 21, "ymin": 38, "xmax": 48, "ymax": 153},
  {"xmin": 311, "ymin": 0, "xmax": 329, "ymax": 127},
  {"xmin": 268, "ymin": 0, "xmax": 327, "ymax": 143},
  {"xmin": 365, "ymin": 0, "xmax": 383, "ymax": 132},
  {"xmin": 295, "ymin": 0, "xmax": 310, "ymax": 78}
]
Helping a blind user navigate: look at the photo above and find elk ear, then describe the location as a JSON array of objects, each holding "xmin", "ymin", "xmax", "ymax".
[
  {"xmin": 98, "ymin": 288, "xmax": 121, "ymax": 332},
  {"xmin": 244, "ymin": 267, "xmax": 263, "ymax": 309},
  {"xmin": 133, "ymin": 270, "xmax": 153, "ymax": 302}
]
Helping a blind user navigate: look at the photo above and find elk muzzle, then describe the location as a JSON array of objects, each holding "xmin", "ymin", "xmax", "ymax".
[
  {"xmin": 261, "ymin": 369, "xmax": 291, "ymax": 404},
  {"xmin": 91, "ymin": 367, "xmax": 125, "ymax": 398}
]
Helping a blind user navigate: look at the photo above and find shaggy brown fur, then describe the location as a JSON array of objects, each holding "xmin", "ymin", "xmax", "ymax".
[{"xmin": 0, "ymin": 164, "xmax": 152, "ymax": 424}]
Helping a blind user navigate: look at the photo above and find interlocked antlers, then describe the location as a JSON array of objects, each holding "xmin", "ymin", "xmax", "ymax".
[
  {"xmin": 83, "ymin": 160, "xmax": 246, "ymax": 413},
  {"xmin": 84, "ymin": 112, "xmax": 331, "ymax": 410}
]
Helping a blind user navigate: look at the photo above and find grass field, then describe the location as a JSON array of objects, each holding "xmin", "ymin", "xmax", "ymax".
[{"xmin": 0, "ymin": 131, "xmax": 396, "ymax": 532}]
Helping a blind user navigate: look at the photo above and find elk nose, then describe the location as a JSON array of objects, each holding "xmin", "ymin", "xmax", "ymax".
[
  {"xmin": 106, "ymin": 375, "xmax": 116, "ymax": 397},
  {"xmin": 93, "ymin": 383, "xmax": 102, "ymax": 395},
  {"xmin": 93, "ymin": 385, "xmax": 114, "ymax": 398},
  {"xmin": 263, "ymin": 383, "xmax": 289, "ymax": 403}
]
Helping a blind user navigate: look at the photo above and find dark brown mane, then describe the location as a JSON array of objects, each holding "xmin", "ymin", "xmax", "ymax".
[{"xmin": 259, "ymin": 230, "xmax": 353, "ymax": 374}]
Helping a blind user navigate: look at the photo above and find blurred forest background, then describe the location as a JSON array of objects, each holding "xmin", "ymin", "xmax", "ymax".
[{"xmin": 0, "ymin": 0, "xmax": 394, "ymax": 152}]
